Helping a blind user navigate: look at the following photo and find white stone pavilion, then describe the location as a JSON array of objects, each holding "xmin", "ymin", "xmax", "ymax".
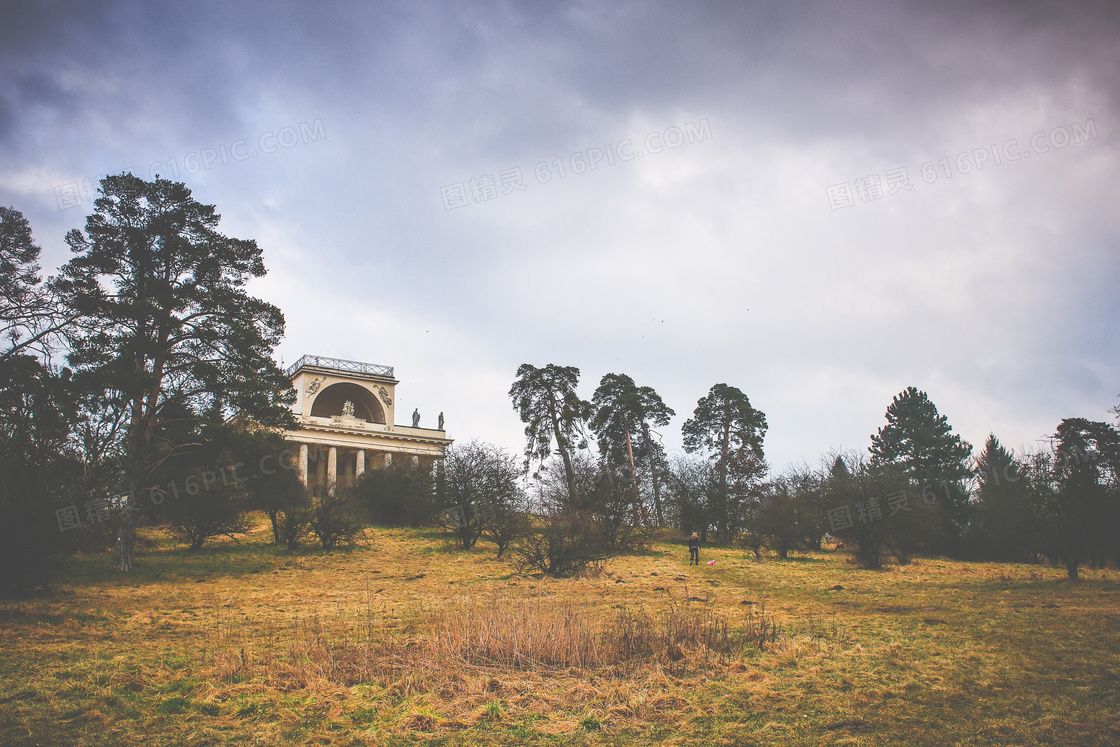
[{"xmin": 284, "ymin": 354, "xmax": 451, "ymax": 494}]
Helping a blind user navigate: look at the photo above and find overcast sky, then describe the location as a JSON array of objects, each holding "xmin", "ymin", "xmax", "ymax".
[{"xmin": 2, "ymin": 0, "xmax": 1117, "ymax": 471}]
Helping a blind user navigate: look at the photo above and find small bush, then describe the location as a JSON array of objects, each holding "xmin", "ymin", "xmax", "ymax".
[
  {"xmin": 482, "ymin": 508, "xmax": 531, "ymax": 558},
  {"xmin": 165, "ymin": 486, "xmax": 252, "ymax": 552},
  {"xmin": 351, "ymin": 461, "xmax": 435, "ymax": 527},
  {"xmin": 277, "ymin": 504, "xmax": 313, "ymax": 550},
  {"xmin": 513, "ymin": 510, "xmax": 613, "ymax": 578},
  {"xmin": 308, "ymin": 493, "xmax": 367, "ymax": 549}
]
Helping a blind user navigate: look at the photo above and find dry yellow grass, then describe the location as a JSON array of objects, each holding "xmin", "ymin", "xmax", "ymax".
[{"xmin": 2, "ymin": 516, "xmax": 1119, "ymax": 745}]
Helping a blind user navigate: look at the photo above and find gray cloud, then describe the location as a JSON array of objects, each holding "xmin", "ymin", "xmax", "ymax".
[{"xmin": 1, "ymin": 0, "xmax": 1117, "ymax": 469}]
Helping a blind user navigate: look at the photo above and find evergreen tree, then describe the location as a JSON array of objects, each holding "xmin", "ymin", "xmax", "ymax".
[
  {"xmin": 158, "ymin": 411, "xmax": 254, "ymax": 552},
  {"xmin": 682, "ymin": 383, "xmax": 767, "ymax": 542},
  {"xmin": 353, "ymin": 460, "xmax": 436, "ymax": 527},
  {"xmin": 589, "ymin": 373, "xmax": 674, "ymax": 525},
  {"xmin": 0, "ymin": 207, "xmax": 71, "ymax": 363},
  {"xmin": 0, "ymin": 355, "xmax": 82, "ymax": 595},
  {"xmin": 509, "ymin": 363, "xmax": 591, "ymax": 507},
  {"xmin": 1036, "ymin": 418, "xmax": 1120, "ymax": 579},
  {"xmin": 968, "ymin": 434, "xmax": 1038, "ymax": 561},
  {"xmin": 0, "ymin": 207, "xmax": 83, "ymax": 594},
  {"xmin": 869, "ymin": 386, "xmax": 972, "ymax": 547},
  {"xmin": 823, "ymin": 451, "xmax": 933, "ymax": 568},
  {"xmin": 227, "ymin": 422, "xmax": 306, "ymax": 545},
  {"xmin": 753, "ymin": 474, "xmax": 803, "ymax": 558},
  {"xmin": 52, "ymin": 174, "xmax": 294, "ymax": 571}
]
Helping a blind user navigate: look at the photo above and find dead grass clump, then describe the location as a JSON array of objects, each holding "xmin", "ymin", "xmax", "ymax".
[
  {"xmin": 428, "ymin": 593, "xmax": 767, "ymax": 672},
  {"xmin": 210, "ymin": 592, "xmax": 783, "ymax": 696},
  {"xmin": 641, "ymin": 694, "xmax": 692, "ymax": 723},
  {"xmin": 399, "ymin": 712, "xmax": 438, "ymax": 732},
  {"xmin": 606, "ymin": 704, "xmax": 635, "ymax": 720},
  {"xmin": 562, "ymin": 682, "xmax": 605, "ymax": 704},
  {"xmin": 194, "ymin": 590, "xmax": 779, "ymax": 731},
  {"xmin": 430, "ymin": 596, "xmax": 611, "ymax": 669},
  {"xmin": 741, "ymin": 600, "xmax": 782, "ymax": 651}
]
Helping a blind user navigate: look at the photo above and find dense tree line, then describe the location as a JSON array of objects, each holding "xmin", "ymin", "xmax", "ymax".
[
  {"xmin": 3, "ymin": 175, "xmax": 1118, "ymax": 594},
  {"xmin": 504, "ymin": 363, "xmax": 1120, "ymax": 579}
]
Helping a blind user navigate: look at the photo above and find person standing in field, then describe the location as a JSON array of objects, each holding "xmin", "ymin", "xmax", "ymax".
[{"xmin": 689, "ymin": 532, "xmax": 700, "ymax": 565}]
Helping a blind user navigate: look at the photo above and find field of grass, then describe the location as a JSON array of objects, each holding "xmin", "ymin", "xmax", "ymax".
[{"xmin": 2, "ymin": 517, "xmax": 1119, "ymax": 746}]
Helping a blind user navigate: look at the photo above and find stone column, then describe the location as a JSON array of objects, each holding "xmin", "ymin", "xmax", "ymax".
[
  {"xmin": 328, "ymin": 446, "xmax": 338, "ymax": 496},
  {"xmin": 316, "ymin": 452, "xmax": 326, "ymax": 494},
  {"xmin": 356, "ymin": 449, "xmax": 365, "ymax": 478},
  {"xmin": 298, "ymin": 444, "xmax": 308, "ymax": 486}
]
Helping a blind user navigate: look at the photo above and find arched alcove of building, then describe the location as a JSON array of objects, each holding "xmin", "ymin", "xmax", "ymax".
[{"xmin": 309, "ymin": 382, "xmax": 386, "ymax": 423}]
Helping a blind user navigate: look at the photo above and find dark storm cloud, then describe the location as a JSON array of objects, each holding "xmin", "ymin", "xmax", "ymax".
[
  {"xmin": 0, "ymin": 0, "xmax": 1117, "ymax": 468},
  {"xmin": 4, "ymin": 1, "xmax": 1118, "ymax": 166}
]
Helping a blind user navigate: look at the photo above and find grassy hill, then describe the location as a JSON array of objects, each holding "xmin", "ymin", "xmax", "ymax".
[{"xmin": 2, "ymin": 517, "xmax": 1119, "ymax": 745}]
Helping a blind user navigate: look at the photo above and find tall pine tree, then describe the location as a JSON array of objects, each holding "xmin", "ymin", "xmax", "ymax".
[
  {"xmin": 590, "ymin": 373, "xmax": 674, "ymax": 525},
  {"xmin": 869, "ymin": 386, "xmax": 972, "ymax": 548},
  {"xmin": 509, "ymin": 363, "xmax": 591, "ymax": 507},
  {"xmin": 52, "ymin": 175, "xmax": 294, "ymax": 571},
  {"xmin": 682, "ymin": 383, "xmax": 767, "ymax": 542},
  {"xmin": 969, "ymin": 434, "xmax": 1038, "ymax": 561}
]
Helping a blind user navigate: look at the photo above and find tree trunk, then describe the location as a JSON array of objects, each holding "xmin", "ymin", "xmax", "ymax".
[
  {"xmin": 112, "ymin": 510, "xmax": 136, "ymax": 572},
  {"xmin": 553, "ymin": 427, "xmax": 578, "ymax": 507},
  {"xmin": 718, "ymin": 422, "xmax": 731, "ymax": 540},
  {"xmin": 1065, "ymin": 558, "xmax": 1080, "ymax": 580},
  {"xmin": 641, "ymin": 423, "xmax": 664, "ymax": 527},
  {"xmin": 624, "ymin": 426, "xmax": 641, "ymax": 525},
  {"xmin": 268, "ymin": 509, "xmax": 281, "ymax": 544}
]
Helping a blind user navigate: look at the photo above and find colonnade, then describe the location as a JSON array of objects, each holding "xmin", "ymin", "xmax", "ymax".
[{"xmin": 293, "ymin": 443, "xmax": 422, "ymax": 495}]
